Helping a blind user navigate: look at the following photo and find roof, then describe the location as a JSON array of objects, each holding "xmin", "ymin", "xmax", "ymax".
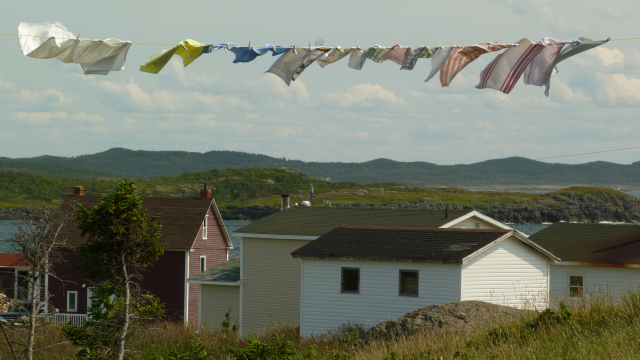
[
  {"xmin": 59, "ymin": 195, "xmax": 232, "ymax": 251},
  {"xmin": 187, "ymin": 258, "xmax": 240, "ymax": 284},
  {"xmin": 236, "ymin": 207, "xmax": 474, "ymax": 237},
  {"xmin": 530, "ymin": 223, "xmax": 640, "ymax": 265},
  {"xmin": 291, "ymin": 225, "xmax": 516, "ymax": 263},
  {"xmin": 0, "ymin": 253, "xmax": 25, "ymax": 267}
]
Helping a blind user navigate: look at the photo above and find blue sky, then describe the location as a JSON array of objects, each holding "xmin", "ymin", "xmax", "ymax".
[{"xmin": 1, "ymin": 0, "xmax": 638, "ymax": 165}]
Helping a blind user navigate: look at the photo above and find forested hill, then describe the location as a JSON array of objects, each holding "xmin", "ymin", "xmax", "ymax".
[{"xmin": 8, "ymin": 148, "xmax": 640, "ymax": 186}]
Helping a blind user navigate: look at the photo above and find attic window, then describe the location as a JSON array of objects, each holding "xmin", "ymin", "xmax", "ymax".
[
  {"xmin": 202, "ymin": 215, "xmax": 208, "ymax": 240},
  {"xmin": 474, "ymin": 222, "xmax": 480, "ymax": 229},
  {"xmin": 341, "ymin": 268, "xmax": 360, "ymax": 294},
  {"xmin": 399, "ymin": 270, "xmax": 419, "ymax": 297},
  {"xmin": 569, "ymin": 275, "xmax": 584, "ymax": 298}
]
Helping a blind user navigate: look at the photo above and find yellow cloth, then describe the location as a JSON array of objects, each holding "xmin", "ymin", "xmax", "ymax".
[{"xmin": 140, "ymin": 39, "xmax": 205, "ymax": 74}]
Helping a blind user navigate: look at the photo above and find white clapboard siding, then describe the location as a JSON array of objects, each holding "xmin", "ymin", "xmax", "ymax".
[
  {"xmin": 300, "ymin": 259, "xmax": 461, "ymax": 337},
  {"xmin": 448, "ymin": 217, "xmax": 501, "ymax": 230},
  {"xmin": 242, "ymin": 237, "xmax": 311, "ymax": 335},
  {"xmin": 549, "ymin": 265, "xmax": 640, "ymax": 305},
  {"xmin": 461, "ymin": 236, "xmax": 549, "ymax": 310},
  {"xmin": 200, "ymin": 284, "xmax": 239, "ymax": 330}
]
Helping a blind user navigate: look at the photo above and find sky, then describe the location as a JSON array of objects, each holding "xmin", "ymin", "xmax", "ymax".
[{"xmin": 0, "ymin": 0, "xmax": 639, "ymax": 166}]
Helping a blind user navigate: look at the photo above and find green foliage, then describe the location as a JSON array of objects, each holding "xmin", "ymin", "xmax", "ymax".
[
  {"xmin": 226, "ymin": 335, "xmax": 295, "ymax": 360},
  {"xmin": 73, "ymin": 179, "xmax": 164, "ymax": 283},
  {"xmin": 159, "ymin": 338, "xmax": 213, "ymax": 360},
  {"xmin": 62, "ymin": 284, "xmax": 165, "ymax": 358},
  {"xmin": 221, "ymin": 309, "xmax": 238, "ymax": 334}
]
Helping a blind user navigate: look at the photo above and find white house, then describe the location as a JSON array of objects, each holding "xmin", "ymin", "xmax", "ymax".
[
  {"xmin": 291, "ymin": 225, "xmax": 559, "ymax": 337},
  {"xmin": 530, "ymin": 223, "xmax": 640, "ymax": 303}
]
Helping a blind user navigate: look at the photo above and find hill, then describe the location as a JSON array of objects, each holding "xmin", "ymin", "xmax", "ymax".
[
  {"xmin": 0, "ymin": 158, "xmax": 119, "ymax": 179},
  {"xmin": 9, "ymin": 148, "xmax": 640, "ymax": 186}
]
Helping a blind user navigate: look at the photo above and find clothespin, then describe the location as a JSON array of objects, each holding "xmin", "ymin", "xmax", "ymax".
[
  {"xmin": 180, "ymin": 43, "xmax": 188, "ymax": 50},
  {"xmin": 293, "ymin": 45, "xmax": 297, "ymax": 54},
  {"xmin": 271, "ymin": 45, "xmax": 276, "ymax": 51},
  {"xmin": 356, "ymin": 46, "xmax": 362, "ymax": 50},
  {"xmin": 223, "ymin": 44, "xmax": 228, "ymax": 53},
  {"xmin": 308, "ymin": 41, "xmax": 312, "ymax": 49},
  {"xmin": 408, "ymin": 45, "xmax": 413, "ymax": 52},
  {"xmin": 248, "ymin": 41, "xmax": 251, "ymax": 50},
  {"xmin": 75, "ymin": 33, "xmax": 81, "ymax": 43},
  {"xmin": 336, "ymin": 46, "xmax": 343, "ymax": 53}
]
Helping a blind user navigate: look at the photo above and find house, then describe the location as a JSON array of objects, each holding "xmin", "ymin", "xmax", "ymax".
[
  {"xmin": 291, "ymin": 225, "xmax": 559, "ymax": 336},
  {"xmin": 530, "ymin": 223, "xmax": 640, "ymax": 302},
  {"xmin": 0, "ymin": 253, "xmax": 29, "ymax": 300},
  {"xmin": 197, "ymin": 206, "xmax": 527, "ymax": 335},
  {"xmin": 49, "ymin": 186, "xmax": 233, "ymax": 325}
]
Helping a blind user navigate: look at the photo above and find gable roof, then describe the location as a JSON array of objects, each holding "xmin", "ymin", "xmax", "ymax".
[
  {"xmin": 291, "ymin": 225, "xmax": 557, "ymax": 263},
  {"xmin": 186, "ymin": 257, "xmax": 240, "ymax": 285},
  {"xmin": 59, "ymin": 195, "xmax": 233, "ymax": 251},
  {"xmin": 530, "ymin": 223, "xmax": 640, "ymax": 265},
  {"xmin": 235, "ymin": 207, "xmax": 474, "ymax": 238},
  {"xmin": 0, "ymin": 253, "xmax": 25, "ymax": 267}
]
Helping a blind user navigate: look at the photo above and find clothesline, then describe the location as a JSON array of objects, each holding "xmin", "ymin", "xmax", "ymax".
[
  {"xmin": 8, "ymin": 22, "xmax": 638, "ymax": 96},
  {"xmin": 3, "ymin": 31, "xmax": 638, "ymax": 48}
]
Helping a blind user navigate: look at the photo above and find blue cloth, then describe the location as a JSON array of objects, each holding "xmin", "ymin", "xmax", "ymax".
[
  {"xmin": 201, "ymin": 42, "xmax": 240, "ymax": 54},
  {"xmin": 229, "ymin": 44, "xmax": 289, "ymax": 63}
]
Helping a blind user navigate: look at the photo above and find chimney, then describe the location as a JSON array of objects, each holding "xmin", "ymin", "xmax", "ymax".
[
  {"xmin": 74, "ymin": 186, "xmax": 84, "ymax": 196},
  {"xmin": 200, "ymin": 184, "xmax": 212, "ymax": 199},
  {"xmin": 281, "ymin": 194, "xmax": 290, "ymax": 210}
]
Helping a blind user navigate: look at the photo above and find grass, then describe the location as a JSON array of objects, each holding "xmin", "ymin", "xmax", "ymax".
[{"xmin": 3, "ymin": 290, "xmax": 640, "ymax": 359}]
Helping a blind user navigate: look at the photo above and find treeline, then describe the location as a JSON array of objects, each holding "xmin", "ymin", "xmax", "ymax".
[{"xmin": 7, "ymin": 147, "xmax": 640, "ymax": 186}]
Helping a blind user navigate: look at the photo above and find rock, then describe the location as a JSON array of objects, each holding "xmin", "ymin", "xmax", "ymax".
[{"xmin": 365, "ymin": 301, "xmax": 534, "ymax": 342}]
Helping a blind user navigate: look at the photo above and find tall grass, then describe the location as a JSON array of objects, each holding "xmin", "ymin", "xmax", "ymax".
[{"xmin": 3, "ymin": 290, "xmax": 640, "ymax": 359}]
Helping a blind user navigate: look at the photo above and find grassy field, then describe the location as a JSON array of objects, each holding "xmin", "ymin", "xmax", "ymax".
[{"xmin": 3, "ymin": 291, "xmax": 640, "ymax": 359}]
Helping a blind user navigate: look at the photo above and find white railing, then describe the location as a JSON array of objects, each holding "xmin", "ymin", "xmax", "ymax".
[{"xmin": 49, "ymin": 313, "xmax": 88, "ymax": 326}]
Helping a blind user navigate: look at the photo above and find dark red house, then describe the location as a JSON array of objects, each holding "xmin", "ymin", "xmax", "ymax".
[{"xmin": 50, "ymin": 186, "xmax": 233, "ymax": 325}]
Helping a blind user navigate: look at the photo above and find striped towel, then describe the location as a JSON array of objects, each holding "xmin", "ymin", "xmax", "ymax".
[
  {"xmin": 401, "ymin": 47, "xmax": 434, "ymax": 70},
  {"xmin": 440, "ymin": 42, "xmax": 512, "ymax": 87},
  {"xmin": 523, "ymin": 38, "xmax": 565, "ymax": 87},
  {"xmin": 366, "ymin": 45, "xmax": 390, "ymax": 63},
  {"xmin": 476, "ymin": 38, "xmax": 544, "ymax": 94}
]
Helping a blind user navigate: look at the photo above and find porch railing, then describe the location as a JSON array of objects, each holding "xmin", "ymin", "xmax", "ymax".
[{"xmin": 49, "ymin": 313, "xmax": 88, "ymax": 326}]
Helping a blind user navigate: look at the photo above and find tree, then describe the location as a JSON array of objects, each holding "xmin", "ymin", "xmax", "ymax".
[
  {"xmin": 70, "ymin": 180, "xmax": 164, "ymax": 360},
  {"xmin": 4, "ymin": 206, "xmax": 74, "ymax": 360}
]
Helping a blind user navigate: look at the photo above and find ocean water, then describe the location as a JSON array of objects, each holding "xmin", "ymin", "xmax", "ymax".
[{"xmin": 0, "ymin": 219, "xmax": 251, "ymax": 257}]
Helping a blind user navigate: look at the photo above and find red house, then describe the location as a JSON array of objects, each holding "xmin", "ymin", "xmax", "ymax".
[{"xmin": 50, "ymin": 186, "xmax": 233, "ymax": 325}]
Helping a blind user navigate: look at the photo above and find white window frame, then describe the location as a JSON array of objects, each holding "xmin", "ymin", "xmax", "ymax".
[
  {"xmin": 67, "ymin": 291, "xmax": 78, "ymax": 312},
  {"xmin": 568, "ymin": 274, "xmax": 585, "ymax": 298},
  {"xmin": 474, "ymin": 222, "xmax": 480, "ymax": 229},
  {"xmin": 200, "ymin": 256, "xmax": 206, "ymax": 273},
  {"xmin": 202, "ymin": 215, "xmax": 208, "ymax": 240}
]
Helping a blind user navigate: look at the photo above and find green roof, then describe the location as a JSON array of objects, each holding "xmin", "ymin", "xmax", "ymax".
[
  {"xmin": 530, "ymin": 223, "xmax": 640, "ymax": 264},
  {"xmin": 187, "ymin": 258, "xmax": 240, "ymax": 283},
  {"xmin": 235, "ymin": 207, "xmax": 473, "ymax": 237}
]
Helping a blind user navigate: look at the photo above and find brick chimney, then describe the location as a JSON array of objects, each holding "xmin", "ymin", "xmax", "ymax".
[
  {"xmin": 200, "ymin": 184, "xmax": 211, "ymax": 199},
  {"xmin": 74, "ymin": 186, "xmax": 84, "ymax": 195}
]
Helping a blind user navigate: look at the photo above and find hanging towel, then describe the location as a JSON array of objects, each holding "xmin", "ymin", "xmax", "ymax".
[
  {"xmin": 229, "ymin": 44, "xmax": 288, "ymax": 63},
  {"xmin": 266, "ymin": 47, "xmax": 312, "ymax": 85},
  {"xmin": 140, "ymin": 39, "xmax": 206, "ymax": 74},
  {"xmin": 476, "ymin": 38, "xmax": 544, "ymax": 94},
  {"xmin": 544, "ymin": 37, "xmax": 610, "ymax": 96},
  {"xmin": 424, "ymin": 47, "xmax": 454, "ymax": 82},
  {"xmin": 523, "ymin": 37, "xmax": 565, "ymax": 87},
  {"xmin": 440, "ymin": 42, "xmax": 512, "ymax": 87},
  {"xmin": 366, "ymin": 45, "xmax": 390, "ymax": 63},
  {"xmin": 348, "ymin": 48, "xmax": 368, "ymax": 70},
  {"xmin": 316, "ymin": 47, "xmax": 355, "ymax": 68},
  {"xmin": 18, "ymin": 22, "xmax": 132, "ymax": 75},
  {"xmin": 292, "ymin": 48, "xmax": 330, "ymax": 80},
  {"xmin": 401, "ymin": 47, "xmax": 433, "ymax": 71},
  {"xmin": 381, "ymin": 45, "xmax": 408, "ymax": 65}
]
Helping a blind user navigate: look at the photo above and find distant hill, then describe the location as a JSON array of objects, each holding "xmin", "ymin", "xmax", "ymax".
[
  {"xmin": 0, "ymin": 158, "xmax": 119, "ymax": 179},
  {"xmin": 9, "ymin": 148, "xmax": 640, "ymax": 187}
]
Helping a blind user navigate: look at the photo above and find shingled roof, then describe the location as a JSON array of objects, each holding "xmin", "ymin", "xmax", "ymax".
[
  {"xmin": 187, "ymin": 258, "xmax": 240, "ymax": 284},
  {"xmin": 530, "ymin": 223, "xmax": 640, "ymax": 264},
  {"xmin": 58, "ymin": 194, "xmax": 232, "ymax": 251},
  {"xmin": 236, "ymin": 207, "xmax": 474, "ymax": 237},
  {"xmin": 290, "ymin": 225, "xmax": 556, "ymax": 263}
]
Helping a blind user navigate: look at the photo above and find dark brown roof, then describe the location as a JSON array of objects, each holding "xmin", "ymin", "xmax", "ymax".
[
  {"xmin": 236, "ymin": 207, "xmax": 474, "ymax": 237},
  {"xmin": 59, "ymin": 195, "xmax": 232, "ymax": 251},
  {"xmin": 530, "ymin": 223, "xmax": 640, "ymax": 264},
  {"xmin": 291, "ymin": 225, "xmax": 512, "ymax": 263}
]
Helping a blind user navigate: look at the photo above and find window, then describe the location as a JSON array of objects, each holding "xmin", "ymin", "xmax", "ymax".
[
  {"xmin": 474, "ymin": 222, "xmax": 480, "ymax": 229},
  {"xmin": 15, "ymin": 270, "xmax": 29, "ymax": 300},
  {"xmin": 200, "ymin": 256, "xmax": 206, "ymax": 273},
  {"xmin": 399, "ymin": 270, "xmax": 419, "ymax": 297},
  {"xmin": 87, "ymin": 288, "xmax": 94, "ymax": 310},
  {"xmin": 202, "ymin": 215, "xmax": 208, "ymax": 240},
  {"xmin": 569, "ymin": 275, "xmax": 584, "ymax": 298},
  {"xmin": 341, "ymin": 268, "xmax": 360, "ymax": 293},
  {"xmin": 67, "ymin": 291, "xmax": 78, "ymax": 312}
]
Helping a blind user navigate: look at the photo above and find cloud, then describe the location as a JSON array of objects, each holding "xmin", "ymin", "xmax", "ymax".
[
  {"xmin": 70, "ymin": 113, "xmax": 104, "ymax": 124},
  {"xmin": 13, "ymin": 112, "xmax": 69, "ymax": 125},
  {"xmin": 596, "ymin": 73, "xmax": 640, "ymax": 106},
  {"xmin": 323, "ymin": 83, "xmax": 406, "ymax": 107},
  {"xmin": 20, "ymin": 89, "xmax": 69, "ymax": 105},
  {"xmin": 588, "ymin": 47, "xmax": 625, "ymax": 67}
]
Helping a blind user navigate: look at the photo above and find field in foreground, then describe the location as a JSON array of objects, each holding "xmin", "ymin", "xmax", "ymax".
[{"xmin": 3, "ymin": 291, "xmax": 640, "ymax": 359}]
